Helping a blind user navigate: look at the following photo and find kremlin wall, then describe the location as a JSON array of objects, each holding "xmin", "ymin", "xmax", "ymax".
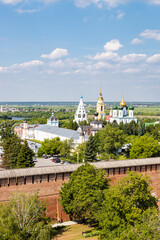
[{"xmin": 0, "ymin": 158, "xmax": 160, "ymax": 222}]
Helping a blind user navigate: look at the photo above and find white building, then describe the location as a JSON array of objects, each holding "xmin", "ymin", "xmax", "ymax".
[
  {"xmin": 15, "ymin": 113, "xmax": 88, "ymax": 145},
  {"xmin": 74, "ymin": 96, "xmax": 88, "ymax": 124},
  {"xmin": 109, "ymin": 98, "xmax": 137, "ymax": 124},
  {"xmin": 47, "ymin": 113, "xmax": 59, "ymax": 127}
]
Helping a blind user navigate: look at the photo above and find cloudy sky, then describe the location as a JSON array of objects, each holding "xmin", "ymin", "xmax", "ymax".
[{"xmin": 0, "ymin": 0, "xmax": 160, "ymax": 102}]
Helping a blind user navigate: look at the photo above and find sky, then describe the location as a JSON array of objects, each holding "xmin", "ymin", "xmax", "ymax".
[{"xmin": 0, "ymin": 0, "xmax": 160, "ymax": 102}]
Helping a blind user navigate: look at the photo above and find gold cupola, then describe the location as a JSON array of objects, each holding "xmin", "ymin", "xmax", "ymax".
[{"xmin": 119, "ymin": 97, "xmax": 127, "ymax": 107}]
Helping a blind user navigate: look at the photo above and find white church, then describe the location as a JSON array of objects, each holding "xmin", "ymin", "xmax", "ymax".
[
  {"xmin": 109, "ymin": 98, "xmax": 137, "ymax": 124},
  {"xmin": 74, "ymin": 96, "xmax": 88, "ymax": 124}
]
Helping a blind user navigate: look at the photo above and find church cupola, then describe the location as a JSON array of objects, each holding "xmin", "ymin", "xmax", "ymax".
[
  {"xmin": 113, "ymin": 103, "xmax": 118, "ymax": 117},
  {"xmin": 129, "ymin": 103, "xmax": 134, "ymax": 117},
  {"xmin": 47, "ymin": 113, "xmax": 59, "ymax": 127},
  {"xmin": 118, "ymin": 105, "xmax": 123, "ymax": 117}
]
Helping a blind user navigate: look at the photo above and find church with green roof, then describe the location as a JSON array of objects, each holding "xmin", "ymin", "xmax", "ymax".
[{"xmin": 109, "ymin": 98, "xmax": 137, "ymax": 124}]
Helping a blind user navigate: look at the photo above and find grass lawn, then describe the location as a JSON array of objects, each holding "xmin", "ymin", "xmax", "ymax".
[{"xmin": 52, "ymin": 224, "xmax": 99, "ymax": 240}]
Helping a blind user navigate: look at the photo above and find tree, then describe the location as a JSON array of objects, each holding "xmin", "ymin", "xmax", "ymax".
[
  {"xmin": 98, "ymin": 171, "xmax": 158, "ymax": 240},
  {"xmin": 118, "ymin": 208, "xmax": 160, "ymax": 240},
  {"xmin": 17, "ymin": 140, "xmax": 35, "ymax": 168},
  {"xmin": 2, "ymin": 134, "xmax": 22, "ymax": 168},
  {"xmin": 138, "ymin": 122, "xmax": 145, "ymax": 136},
  {"xmin": 96, "ymin": 124, "xmax": 126, "ymax": 159},
  {"xmin": 0, "ymin": 126, "xmax": 13, "ymax": 142},
  {"xmin": 129, "ymin": 134, "xmax": 160, "ymax": 159},
  {"xmin": 59, "ymin": 163, "xmax": 109, "ymax": 221},
  {"xmin": 84, "ymin": 135, "xmax": 97, "ymax": 162},
  {"xmin": 38, "ymin": 137, "xmax": 63, "ymax": 157},
  {"xmin": 60, "ymin": 139, "xmax": 73, "ymax": 158},
  {"xmin": 0, "ymin": 192, "xmax": 53, "ymax": 240}
]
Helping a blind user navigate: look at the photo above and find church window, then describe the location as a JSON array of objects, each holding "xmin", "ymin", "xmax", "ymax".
[
  {"xmin": 83, "ymin": 114, "xmax": 85, "ymax": 118},
  {"xmin": 78, "ymin": 114, "xmax": 81, "ymax": 118},
  {"xmin": 101, "ymin": 106, "xmax": 103, "ymax": 111}
]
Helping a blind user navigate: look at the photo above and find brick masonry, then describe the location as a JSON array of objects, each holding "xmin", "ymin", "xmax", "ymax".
[{"xmin": 0, "ymin": 162, "xmax": 160, "ymax": 222}]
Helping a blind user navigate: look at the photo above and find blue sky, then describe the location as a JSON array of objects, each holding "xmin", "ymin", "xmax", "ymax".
[{"xmin": 0, "ymin": 0, "xmax": 160, "ymax": 102}]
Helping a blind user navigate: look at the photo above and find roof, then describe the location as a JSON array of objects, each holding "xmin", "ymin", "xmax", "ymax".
[
  {"xmin": 35, "ymin": 125, "xmax": 80, "ymax": 140},
  {"xmin": 119, "ymin": 98, "xmax": 127, "ymax": 107},
  {"xmin": 0, "ymin": 157, "xmax": 160, "ymax": 179},
  {"xmin": 90, "ymin": 120, "xmax": 102, "ymax": 124}
]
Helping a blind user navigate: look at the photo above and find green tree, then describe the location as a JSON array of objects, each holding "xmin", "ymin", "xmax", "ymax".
[
  {"xmin": 38, "ymin": 137, "xmax": 63, "ymax": 157},
  {"xmin": 96, "ymin": 124, "xmax": 126, "ymax": 159},
  {"xmin": 84, "ymin": 135, "xmax": 97, "ymax": 162},
  {"xmin": 0, "ymin": 192, "xmax": 53, "ymax": 240},
  {"xmin": 118, "ymin": 208, "xmax": 160, "ymax": 240},
  {"xmin": 61, "ymin": 120, "xmax": 78, "ymax": 130},
  {"xmin": 129, "ymin": 135, "xmax": 160, "ymax": 159},
  {"xmin": 2, "ymin": 134, "xmax": 22, "ymax": 168},
  {"xmin": 98, "ymin": 171, "xmax": 158, "ymax": 240},
  {"xmin": 59, "ymin": 163, "xmax": 109, "ymax": 221},
  {"xmin": 138, "ymin": 122, "xmax": 145, "ymax": 136},
  {"xmin": 0, "ymin": 126, "xmax": 13, "ymax": 142},
  {"xmin": 17, "ymin": 140, "xmax": 35, "ymax": 168},
  {"xmin": 60, "ymin": 139, "xmax": 73, "ymax": 158}
]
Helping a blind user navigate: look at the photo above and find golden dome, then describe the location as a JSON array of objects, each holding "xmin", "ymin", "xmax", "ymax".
[{"xmin": 119, "ymin": 98, "xmax": 127, "ymax": 107}]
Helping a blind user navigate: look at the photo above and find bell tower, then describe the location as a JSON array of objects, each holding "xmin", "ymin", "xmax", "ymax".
[{"xmin": 96, "ymin": 86, "xmax": 106, "ymax": 120}]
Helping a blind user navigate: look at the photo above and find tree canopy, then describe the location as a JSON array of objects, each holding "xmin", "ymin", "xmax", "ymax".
[
  {"xmin": 84, "ymin": 135, "xmax": 97, "ymax": 162},
  {"xmin": 98, "ymin": 171, "xmax": 158, "ymax": 239},
  {"xmin": 2, "ymin": 134, "xmax": 35, "ymax": 169},
  {"xmin": 96, "ymin": 124, "xmax": 126, "ymax": 159},
  {"xmin": 129, "ymin": 134, "xmax": 160, "ymax": 159},
  {"xmin": 0, "ymin": 192, "xmax": 53, "ymax": 240},
  {"xmin": 59, "ymin": 163, "xmax": 109, "ymax": 220}
]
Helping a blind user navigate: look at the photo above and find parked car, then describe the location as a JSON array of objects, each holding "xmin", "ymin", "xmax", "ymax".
[
  {"xmin": 54, "ymin": 158, "xmax": 61, "ymax": 163},
  {"xmin": 51, "ymin": 157, "xmax": 56, "ymax": 162},
  {"xmin": 63, "ymin": 161, "xmax": 72, "ymax": 165}
]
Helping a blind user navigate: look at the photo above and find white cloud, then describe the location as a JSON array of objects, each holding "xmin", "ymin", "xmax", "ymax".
[
  {"xmin": 131, "ymin": 38, "xmax": 143, "ymax": 45},
  {"xmin": 146, "ymin": 54, "xmax": 160, "ymax": 63},
  {"xmin": 41, "ymin": 48, "xmax": 69, "ymax": 59},
  {"xmin": 15, "ymin": 60, "xmax": 44, "ymax": 68},
  {"xmin": 60, "ymin": 71, "xmax": 71, "ymax": 75},
  {"xmin": 123, "ymin": 68, "xmax": 142, "ymax": 73},
  {"xmin": 41, "ymin": 0, "xmax": 58, "ymax": 4},
  {"xmin": 16, "ymin": 8, "xmax": 41, "ymax": 13},
  {"xmin": 121, "ymin": 54, "xmax": 147, "ymax": 63},
  {"xmin": 49, "ymin": 60, "xmax": 65, "ymax": 68},
  {"xmin": 140, "ymin": 29, "xmax": 160, "ymax": 40},
  {"xmin": 148, "ymin": 0, "xmax": 160, "ymax": 5},
  {"xmin": 93, "ymin": 61, "xmax": 111, "ymax": 69},
  {"xmin": 0, "ymin": 0, "xmax": 21, "ymax": 4},
  {"xmin": 91, "ymin": 51, "xmax": 120, "ymax": 61},
  {"xmin": 86, "ymin": 61, "xmax": 111, "ymax": 70},
  {"xmin": 104, "ymin": 39, "xmax": 123, "ymax": 51},
  {"xmin": 117, "ymin": 10, "xmax": 125, "ymax": 19}
]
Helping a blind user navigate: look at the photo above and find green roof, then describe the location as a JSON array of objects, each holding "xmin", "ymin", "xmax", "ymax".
[
  {"xmin": 119, "ymin": 105, "xmax": 123, "ymax": 110},
  {"xmin": 129, "ymin": 104, "xmax": 134, "ymax": 110},
  {"xmin": 113, "ymin": 104, "xmax": 118, "ymax": 110}
]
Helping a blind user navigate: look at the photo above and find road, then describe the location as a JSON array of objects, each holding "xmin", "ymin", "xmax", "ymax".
[{"xmin": 34, "ymin": 157, "xmax": 62, "ymax": 167}]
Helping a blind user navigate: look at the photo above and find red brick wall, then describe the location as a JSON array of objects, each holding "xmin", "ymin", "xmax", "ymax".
[{"xmin": 0, "ymin": 166, "xmax": 160, "ymax": 222}]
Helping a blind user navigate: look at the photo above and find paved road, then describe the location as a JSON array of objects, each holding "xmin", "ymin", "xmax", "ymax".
[{"xmin": 34, "ymin": 158, "xmax": 62, "ymax": 167}]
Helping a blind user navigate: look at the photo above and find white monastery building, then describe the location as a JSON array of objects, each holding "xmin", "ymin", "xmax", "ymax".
[{"xmin": 14, "ymin": 114, "xmax": 88, "ymax": 145}]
